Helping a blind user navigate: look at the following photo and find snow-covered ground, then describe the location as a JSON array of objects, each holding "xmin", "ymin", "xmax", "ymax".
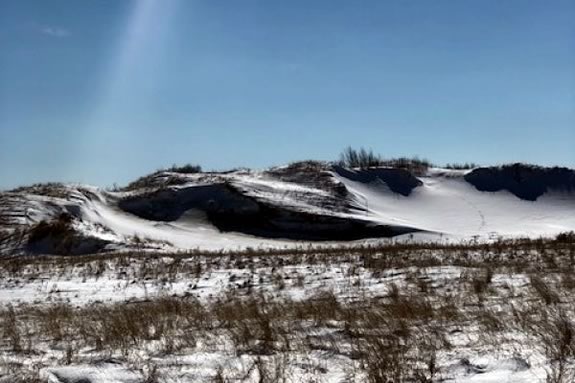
[{"xmin": 1, "ymin": 240, "xmax": 574, "ymax": 382}]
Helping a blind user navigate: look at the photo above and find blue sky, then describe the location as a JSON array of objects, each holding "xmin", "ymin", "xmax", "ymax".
[{"xmin": 1, "ymin": 0, "xmax": 574, "ymax": 189}]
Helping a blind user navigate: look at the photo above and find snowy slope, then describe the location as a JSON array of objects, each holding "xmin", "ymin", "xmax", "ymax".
[
  {"xmin": 1, "ymin": 163, "xmax": 574, "ymax": 255},
  {"xmin": 335, "ymin": 168, "xmax": 575, "ymax": 239}
]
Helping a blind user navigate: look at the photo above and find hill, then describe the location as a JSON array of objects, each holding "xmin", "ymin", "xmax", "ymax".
[{"xmin": 1, "ymin": 162, "xmax": 574, "ymax": 256}]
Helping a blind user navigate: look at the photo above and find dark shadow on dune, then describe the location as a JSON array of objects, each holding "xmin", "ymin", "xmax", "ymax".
[
  {"xmin": 25, "ymin": 213, "xmax": 110, "ymax": 255},
  {"xmin": 332, "ymin": 166, "xmax": 422, "ymax": 196},
  {"xmin": 118, "ymin": 183, "xmax": 420, "ymax": 241},
  {"xmin": 464, "ymin": 164, "xmax": 575, "ymax": 201},
  {"xmin": 118, "ymin": 183, "xmax": 259, "ymax": 222},
  {"xmin": 207, "ymin": 207, "xmax": 418, "ymax": 240}
]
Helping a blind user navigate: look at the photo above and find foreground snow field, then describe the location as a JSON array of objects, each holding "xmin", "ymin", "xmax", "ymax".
[{"xmin": 1, "ymin": 238, "xmax": 575, "ymax": 382}]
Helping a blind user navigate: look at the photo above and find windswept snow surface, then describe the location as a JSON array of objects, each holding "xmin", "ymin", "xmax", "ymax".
[
  {"xmin": 65, "ymin": 169, "xmax": 575, "ymax": 250},
  {"xmin": 43, "ymin": 362, "xmax": 141, "ymax": 383},
  {"xmin": 80, "ymin": 193, "xmax": 294, "ymax": 251},
  {"xmin": 1, "ymin": 166, "xmax": 574, "ymax": 255},
  {"xmin": 334, "ymin": 169, "xmax": 575, "ymax": 240}
]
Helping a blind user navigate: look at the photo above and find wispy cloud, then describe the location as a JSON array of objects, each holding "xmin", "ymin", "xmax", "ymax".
[{"xmin": 40, "ymin": 26, "xmax": 70, "ymax": 38}]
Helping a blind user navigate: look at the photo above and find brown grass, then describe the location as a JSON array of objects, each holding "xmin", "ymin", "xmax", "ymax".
[{"xmin": 0, "ymin": 234, "xmax": 574, "ymax": 381}]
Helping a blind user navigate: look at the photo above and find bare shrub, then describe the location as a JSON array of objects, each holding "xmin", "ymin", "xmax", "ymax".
[
  {"xmin": 254, "ymin": 355, "xmax": 288, "ymax": 383},
  {"xmin": 1, "ymin": 305, "xmax": 21, "ymax": 352},
  {"xmin": 337, "ymin": 146, "xmax": 432, "ymax": 172},
  {"xmin": 166, "ymin": 163, "xmax": 202, "ymax": 174},
  {"xmin": 339, "ymin": 147, "xmax": 383, "ymax": 169},
  {"xmin": 530, "ymin": 275, "xmax": 560, "ymax": 305},
  {"xmin": 445, "ymin": 162, "xmax": 479, "ymax": 170},
  {"xmin": 360, "ymin": 334, "xmax": 409, "ymax": 383},
  {"xmin": 540, "ymin": 312, "xmax": 575, "ymax": 382}
]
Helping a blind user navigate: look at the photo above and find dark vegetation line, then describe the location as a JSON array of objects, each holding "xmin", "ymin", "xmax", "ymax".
[{"xmin": 2, "ymin": 232, "xmax": 573, "ymax": 267}]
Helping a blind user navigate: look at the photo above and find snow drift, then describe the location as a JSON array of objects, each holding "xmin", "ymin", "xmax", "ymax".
[{"xmin": 0, "ymin": 162, "xmax": 574, "ymax": 255}]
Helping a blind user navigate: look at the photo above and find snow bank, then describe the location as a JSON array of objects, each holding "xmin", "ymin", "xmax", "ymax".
[{"xmin": 1, "ymin": 163, "xmax": 574, "ymax": 255}]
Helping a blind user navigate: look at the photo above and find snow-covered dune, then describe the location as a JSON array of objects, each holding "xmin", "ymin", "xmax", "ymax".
[
  {"xmin": 0, "ymin": 162, "xmax": 573, "ymax": 255},
  {"xmin": 335, "ymin": 168, "xmax": 575, "ymax": 239}
]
